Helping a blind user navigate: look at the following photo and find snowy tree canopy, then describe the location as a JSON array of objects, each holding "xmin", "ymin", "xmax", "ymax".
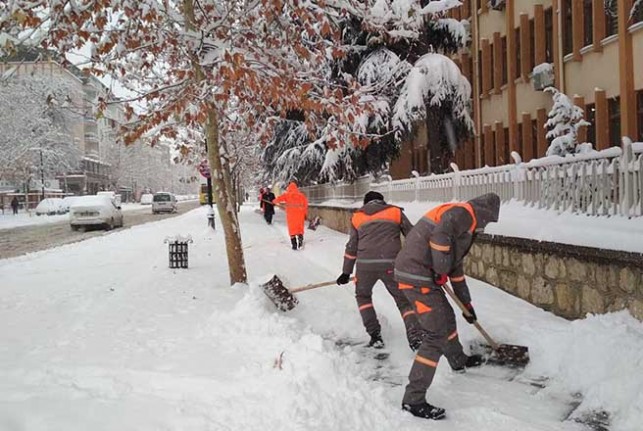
[
  {"xmin": 0, "ymin": 74, "xmax": 82, "ymax": 185},
  {"xmin": 544, "ymin": 87, "xmax": 591, "ymax": 157}
]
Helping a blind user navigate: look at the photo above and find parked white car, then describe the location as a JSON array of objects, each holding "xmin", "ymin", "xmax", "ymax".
[
  {"xmin": 97, "ymin": 191, "xmax": 122, "ymax": 206},
  {"xmin": 152, "ymin": 192, "xmax": 177, "ymax": 214},
  {"xmin": 140, "ymin": 193, "xmax": 154, "ymax": 205},
  {"xmin": 60, "ymin": 196, "xmax": 82, "ymax": 213},
  {"xmin": 35, "ymin": 198, "xmax": 65, "ymax": 215},
  {"xmin": 69, "ymin": 195, "xmax": 124, "ymax": 231}
]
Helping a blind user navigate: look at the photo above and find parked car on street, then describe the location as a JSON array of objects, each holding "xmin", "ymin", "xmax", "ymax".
[
  {"xmin": 97, "ymin": 191, "xmax": 122, "ymax": 206},
  {"xmin": 69, "ymin": 195, "xmax": 123, "ymax": 231},
  {"xmin": 152, "ymin": 192, "xmax": 177, "ymax": 214},
  {"xmin": 140, "ymin": 193, "xmax": 154, "ymax": 205},
  {"xmin": 60, "ymin": 196, "xmax": 82, "ymax": 213},
  {"xmin": 35, "ymin": 198, "xmax": 65, "ymax": 216}
]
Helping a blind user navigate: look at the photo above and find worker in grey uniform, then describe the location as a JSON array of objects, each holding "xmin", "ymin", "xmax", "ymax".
[
  {"xmin": 336, "ymin": 191, "xmax": 423, "ymax": 351},
  {"xmin": 394, "ymin": 193, "xmax": 501, "ymax": 420}
]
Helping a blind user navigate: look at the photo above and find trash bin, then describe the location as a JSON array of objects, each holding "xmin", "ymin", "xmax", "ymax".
[{"xmin": 164, "ymin": 235, "xmax": 193, "ymax": 269}]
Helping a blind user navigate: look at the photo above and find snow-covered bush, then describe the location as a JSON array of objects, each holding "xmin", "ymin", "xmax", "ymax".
[{"xmin": 544, "ymin": 87, "xmax": 591, "ymax": 157}]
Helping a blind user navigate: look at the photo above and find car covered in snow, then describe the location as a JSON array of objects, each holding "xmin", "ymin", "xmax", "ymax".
[
  {"xmin": 152, "ymin": 192, "xmax": 177, "ymax": 214},
  {"xmin": 140, "ymin": 193, "xmax": 154, "ymax": 205},
  {"xmin": 69, "ymin": 195, "xmax": 124, "ymax": 231},
  {"xmin": 35, "ymin": 198, "xmax": 65, "ymax": 216},
  {"xmin": 60, "ymin": 196, "xmax": 83, "ymax": 213}
]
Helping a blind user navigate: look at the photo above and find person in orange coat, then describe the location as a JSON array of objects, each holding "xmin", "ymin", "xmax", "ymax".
[{"xmin": 273, "ymin": 182, "xmax": 309, "ymax": 250}]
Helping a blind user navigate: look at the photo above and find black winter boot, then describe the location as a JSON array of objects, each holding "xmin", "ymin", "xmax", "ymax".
[
  {"xmin": 452, "ymin": 354, "xmax": 484, "ymax": 373},
  {"xmin": 367, "ymin": 332, "xmax": 384, "ymax": 349},
  {"xmin": 402, "ymin": 402, "xmax": 446, "ymax": 420},
  {"xmin": 290, "ymin": 236, "xmax": 298, "ymax": 250},
  {"xmin": 297, "ymin": 234, "xmax": 304, "ymax": 248}
]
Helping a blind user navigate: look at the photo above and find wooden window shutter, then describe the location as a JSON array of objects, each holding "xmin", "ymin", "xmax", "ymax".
[
  {"xmin": 484, "ymin": 124, "xmax": 494, "ymax": 166},
  {"xmin": 481, "ymin": 38, "xmax": 492, "ymax": 94},
  {"xmin": 592, "ymin": 0, "xmax": 605, "ymax": 52},
  {"xmin": 572, "ymin": 0, "xmax": 584, "ymax": 60},
  {"xmin": 573, "ymin": 96, "xmax": 588, "ymax": 143},
  {"xmin": 495, "ymin": 121, "xmax": 506, "ymax": 165},
  {"xmin": 536, "ymin": 108, "xmax": 548, "ymax": 157},
  {"xmin": 534, "ymin": 5, "xmax": 547, "ymax": 65},
  {"xmin": 522, "ymin": 113, "xmax": 534, "ymax": 161},
  {"xmin": 520, "ymin": 14, "xmax": 531, "ymax": 80}
]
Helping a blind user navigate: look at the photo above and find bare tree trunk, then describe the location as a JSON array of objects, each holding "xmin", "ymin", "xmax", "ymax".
[
  {"xmin": 205, "ymin": 108, "xmax": 248, "ymax": 284},
  {"xmin": 185, "ymin": 0, "xmax": 247, "ymax": 284}
]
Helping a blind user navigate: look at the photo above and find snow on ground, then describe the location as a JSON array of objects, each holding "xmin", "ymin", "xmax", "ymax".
[
  {"xmin": 1, "ymin": 205, "xmax": 642, "ymax": 430},
  {"xmin": 317, "ymin": 198, "xmax": 643, "ymax": 254}
]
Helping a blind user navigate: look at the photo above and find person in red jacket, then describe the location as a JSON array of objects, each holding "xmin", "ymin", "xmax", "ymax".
[{"xmin": 273, "ymin": 182, "xmax": 309, "ymax": 250}]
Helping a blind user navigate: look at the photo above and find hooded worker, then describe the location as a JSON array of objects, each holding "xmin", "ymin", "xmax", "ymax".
[
  {"xmin": 337, "ymin": 191, "xmax": 423, "ymax": 351},
  {"xmin": 273, "ymin": 182, "xmax": 309, "ymax": 250},
  {"xmin": 394, "ymin": 193, "xmax": 501, "ymax": 420}
]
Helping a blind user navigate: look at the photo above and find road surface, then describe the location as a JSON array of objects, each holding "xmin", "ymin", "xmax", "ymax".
[{"xmin": 0, "ymin": 201, "xmax": 201, "ymax": 260}]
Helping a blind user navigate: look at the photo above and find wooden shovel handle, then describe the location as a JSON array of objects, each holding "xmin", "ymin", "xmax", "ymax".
[
  {"xmin": 290, "ymin": 277, "xmax": 356, "ymax": 293},
  {"xmin": 442, "ymin": 282, "xmax": 500, "ymax": 350}
]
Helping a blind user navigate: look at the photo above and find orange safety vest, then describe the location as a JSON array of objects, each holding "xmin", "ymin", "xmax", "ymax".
[{"xmin": 425, "ymin": 202, "xmax": 477, "ymax": 233}]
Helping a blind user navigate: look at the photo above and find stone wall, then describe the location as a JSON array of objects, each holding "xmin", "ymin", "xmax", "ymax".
[{"xmin": 308, "ymin": 205, "xmax": 643, "ymax": 321}]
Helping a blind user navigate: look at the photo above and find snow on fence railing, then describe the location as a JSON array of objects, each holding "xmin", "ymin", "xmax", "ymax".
[{"xmin": 301, "ymin": 138, "xmax": 643, "ymax": 218}]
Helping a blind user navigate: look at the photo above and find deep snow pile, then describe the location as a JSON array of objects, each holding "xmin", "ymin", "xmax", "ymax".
[{"xmin": 0, "ymin": 206, "xmax": 642, "ymax": 430}]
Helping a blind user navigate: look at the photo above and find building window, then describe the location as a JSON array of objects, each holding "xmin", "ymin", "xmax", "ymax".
[
  {"xmin": 584, "ymin": 0, "xmax": 593, "ymax": 47},
  {"xmin": 605, "ymin": 1, "xmax": 618, "ymax": 37},
  {"xmin": 529, "ymin": 19, "xmax": 535, "ymax": 71},
  {"xmin": 633, "ymin": 2, "xmax": 643, "ymax": 24},
  {"xmin": 545, "ymin": 8, "xmax": 554, "ymax": 63},
  {"xmin": 563, "ymin": 0, "xmax": 573, "ymax": 56},
  {"xmin": 501, "ymin": 36, "xmax": 508, "ymax": 85},
  {"xmin": 637, "ymin": 91, "xmax": 643, "ymax": 141},
  {"xmin": 532, "ymin": 119, "xmax": 539, "ymax": 158},
  {"xmin": 514, "ymin": 28, "xmax": 521, "ymax": 79},
  {"xmin": 586, "ymin": 103, "xmax": 596, "ymax": 145},
  {"xmin": 608, "ymin": 97, "xmax": 621, "ymax": 146}
]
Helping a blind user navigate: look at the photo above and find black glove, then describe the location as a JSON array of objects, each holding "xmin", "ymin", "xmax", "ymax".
[
  {"xmin": 463, "ymin": 303, "xmax": 477, "ymax": 324},
  {"xmin": 432, "ymin": 272, "xmax": 448, "ymax": 286},
  {"xmin": 336, "ymin": 273, "xmax": 351, "ymax": 285}
]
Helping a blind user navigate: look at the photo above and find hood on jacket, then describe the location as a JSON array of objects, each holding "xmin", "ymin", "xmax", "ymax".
[
  {"xmin": 468, "ymin": 193, "xmax": 500, "ymax": 230},
  {"xmin": 359, "ymin": 199, "xmax": 392, "ymax": 215},
  {"xmin": 286, "ymin": 182, "xmax": 298, "ymax": 192}
]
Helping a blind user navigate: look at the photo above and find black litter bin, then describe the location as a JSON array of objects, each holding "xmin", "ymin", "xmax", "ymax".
[{"xmin": 165, "ymin": 236, "xmax": 193, "ymax": 269}]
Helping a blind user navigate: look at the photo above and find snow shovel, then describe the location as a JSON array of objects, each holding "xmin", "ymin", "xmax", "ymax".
[
  {"xmin": 262, "ymin": 276, "xmax": 353, "ymax": 312},
  {"xmin": 442, "ymin": 283, "xmax": 529, "ymax": 368}
]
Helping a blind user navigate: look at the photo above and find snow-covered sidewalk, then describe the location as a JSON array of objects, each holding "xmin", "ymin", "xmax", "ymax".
[{"xmin": 0, "ymin": 206, "xmax": 641, "ymax": 430}]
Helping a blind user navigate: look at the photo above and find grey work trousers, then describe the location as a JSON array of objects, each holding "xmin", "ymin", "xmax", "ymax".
[
  {"xmin": 400, "ymin": 286, "xmax": 468, "ymax": 405},
  {"xmin": 354, "ymin": 269, "xmax": 422, "ymax": 344}
]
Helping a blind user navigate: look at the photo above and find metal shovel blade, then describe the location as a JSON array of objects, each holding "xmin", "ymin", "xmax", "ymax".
[
  {"xmin": 471, "ymin": 342, "xmax": 530, "ymax": 368},
  {"xmin": 261, "ymin": 275, "xmax": 299, "ymax": 312}
]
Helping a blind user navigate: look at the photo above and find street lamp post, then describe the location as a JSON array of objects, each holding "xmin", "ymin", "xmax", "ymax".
[{"xmin": 39, "ymin": 147, "xmax": 45, "ymax": 201}]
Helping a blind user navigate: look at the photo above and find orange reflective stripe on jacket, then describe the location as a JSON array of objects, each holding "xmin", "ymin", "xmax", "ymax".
[
  {"xmin": 415, "ymin": 355, "xmax": 438, "ymax": 368},
  {"xmin": 352, "ymin": 207, "xmax": 401, "ymax": 229},
  {"xmin": 425, "ymin": 202, "xmax": 477, "ymax": 233}
]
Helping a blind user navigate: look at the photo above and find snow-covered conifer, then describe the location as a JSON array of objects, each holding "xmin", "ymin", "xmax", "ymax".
[{"xmin": 544, "ymin": 87, "xmax": 591, "ymax": 157}]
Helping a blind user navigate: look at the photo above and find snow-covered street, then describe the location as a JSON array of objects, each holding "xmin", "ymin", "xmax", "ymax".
[{"xmin": 1, "ymin": 205, "xmax": 642, "ymax": 431}]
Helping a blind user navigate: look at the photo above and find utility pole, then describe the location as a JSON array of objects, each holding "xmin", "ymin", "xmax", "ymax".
[{"xmin": 203, "ymin": 139, "xmax": 215, "ymax": 230}]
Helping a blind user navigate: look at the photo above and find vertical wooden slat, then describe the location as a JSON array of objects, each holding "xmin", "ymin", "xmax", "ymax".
[
  {"xmin": 618, "ymin": 0, "xmax": 636, "ymax": 139},
  {"xmin": 495, "ymin": 121, "xmax": 506, "ymax": 165},
  {"xmin": 537, "ymin": 108, "xmax": 549, "ymax": 158},
  {"xmin": 481, "ymin": 38, "xmax": 492, "ymax": 94},
  {"xmin": 534, "ymin": 5, "xmax": 547, "ymax": 65},
  {"xmin": 573, "ymin": 96, "xmax": 588, "ymax": 143},
  {"xmin": 481, "ymin": 0, "xmax": 488, "ymax": 13},
  {"xmin": 463, "ymin": 0, "xmax": 471, "ymax": 19},
  {"xmin": 552, "ymin": 0, "xmax": 562, "ymax": 89},
  {"xmin": 484, "ymin": 124, "xmax": 494, "ymax": 166},
  {"xmin": 572, "ymin": 0, "xmax": 584, "ymax": 60},
  {"xmin": 593, "ymin": 0, "xmax": 605, "ymax": 52},
  {"xmin": 507, "ymin": 1, "xmax": 518, "ymax": 154},
  {"xmin": 595, "ymin": 89, "xmax": 609, "ymax": 150},
  {"xmin": 493, "ymin": 32, "xmax": 502, "ymax": 94},
  {"xmin": 462, "ymin": 53, "xmax": 472, "ymax": 84},
  {"xmin": 522, "ymin": 113, "xmax": 534, "ymax": 161}
]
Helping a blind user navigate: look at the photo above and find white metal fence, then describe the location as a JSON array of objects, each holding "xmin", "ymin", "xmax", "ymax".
[{"xmin": 301, "ymin": 139, "xmax": 643, "ymax": 218}]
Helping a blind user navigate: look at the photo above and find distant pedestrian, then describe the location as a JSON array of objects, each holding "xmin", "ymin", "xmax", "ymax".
[
  {"xmin": 10, "ymin": 196, "xmax": 19, "ymax": 215},
  {"xmin": 263, "ymin": 187, "xmax": 276, "ymax": 224},
  {"xmin": 258, "ymin": 187, "xmax": 266, "ymax": 213},
  {"xmin": 273, "ymin": 182, "xmax": 308, "ymax": 250}
]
